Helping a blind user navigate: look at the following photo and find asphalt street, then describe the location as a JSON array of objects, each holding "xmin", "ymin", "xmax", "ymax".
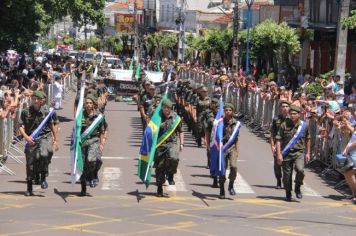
[{"xmin": 0, "ymin": 94, "xmax": 355, "ymax": 236}]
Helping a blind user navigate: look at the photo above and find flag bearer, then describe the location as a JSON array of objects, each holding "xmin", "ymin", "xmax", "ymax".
[
  {"xmin": 80, "ymin": 94, "xmax": 107, "ymax": 196},
  {"xmin": 19, "ymin": 91, "xmax": 59, "ymax": 196},
  {"xmin": 154, "ymin": 98, "xmax": 184, "ymax": 197}
]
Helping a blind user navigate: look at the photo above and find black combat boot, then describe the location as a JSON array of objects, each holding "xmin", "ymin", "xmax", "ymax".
[
  {"xmin": 80, "ymin": 180, "xmax": 87, "ymax": 196},
  {"xmin": 211, "ymin": 177, "xmax": 218, "ymax": 188},
  {"xmin": 40, "ymin": 172, "xmax": 48, "ymax": 189},
  {"xmin": 196, "ymin": 138, "xmax": 202, "ymax": 147},
  {"xmin": 34, "ymin": 173, "xmax": 40, "ymax": 185},
  {"xmin": 25, "ymin": 180, "xmax": 34, "ymax": 196},
  {"xmin": 285, "ymin": 191, "xmax": 292, "ymax": 202},
  {"xmin": 167, "ymin": 174, "xmax": 175, "ymax": 185},
  {"xmin": 276, "ymin": 178, "xmax": 282, "ymax": 189},
  {"xmin": 295, "ymin": 184, "xmax": 303, "ymax": 199},
  {"xmin": 219, "ymin": 184, "xmax": 225, "ymax": 199},
  {"xmin": 228, "ymin": 181, "xmax": 236, "ymax": 196},
  {"xmin": 157, "ymin": 185, "xmax": 163, "ymax": 197}
]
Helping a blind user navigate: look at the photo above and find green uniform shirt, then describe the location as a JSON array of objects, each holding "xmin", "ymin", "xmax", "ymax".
[
  {"xmin": 158, "ymin": 112, "xmax": 183, "ymax": 145},
  {"xmin": 19, "ymin": 105, "xmax": 59, "ymax": 137},
  {"xmin": 196, "ymin": 97, "xmax": 211, "ymax": 115},
  {"xmin": 81, "ymin": 111, "xmax": 108, "ymax": 138},
  {"xmin": 276, "ymin": 118, "xmax": 310, "ymax": 160},
  {"xmin": 270, "ymin": 114, "xmax": 287, "ymax": 139},
  {"xmin": 140, "ymin": 94, "xmax": 154, "ymax": 114},
  {"xmin": 223, "ymin": 117, "xmax": 239, "ymax": 154}
]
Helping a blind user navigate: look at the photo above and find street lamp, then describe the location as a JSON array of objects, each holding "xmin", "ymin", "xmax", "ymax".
[{"xmin": 245, "ymin": 0, "xmax": 254, "ymax": 75}]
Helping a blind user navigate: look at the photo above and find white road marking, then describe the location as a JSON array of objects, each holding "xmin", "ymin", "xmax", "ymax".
[
  {"xmin": 101, "ymin": 167, "xmax": 122, "ymax": 190},
  {"xmin": 165, "ymin": 169, "xmax": 187, "ymax": 192},
  {"xmin": 52, "ymin": 156, "xmax": 133, "ymax": 160},
  {"xmin": 226, "ymin": 170, "xmax": 255, "ymax": 194}
]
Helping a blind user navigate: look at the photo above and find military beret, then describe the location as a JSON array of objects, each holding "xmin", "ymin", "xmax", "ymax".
[
  {"xmin": 224, "ymin": 103, "xmax": 234, "ymax": 110},
  {"xmin": 86, "ymin": 94, "xmax": 98, "ymax": 105},
  {"xmin": 289, "ymin": 105, "xmax": 301, "ymax": 113},
  {"xmin": 32, "ymin": 90, "xmax": 46, "ymax": 99},
  {"xmin": 211, "ymin": 98, "xmax": 219, "ymax": 104},
  {"xmin": 279, "ymin": 100, "xmax": 290, "ymax": 106},
  {"xmin": 162, "ymin": 98, "xmax": 173, "ymax": 108}
]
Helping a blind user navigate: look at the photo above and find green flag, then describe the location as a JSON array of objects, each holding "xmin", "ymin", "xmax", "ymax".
[
  {"xmin": 70, "ymin": 83, "xmax": 85, "ymax": 184},
  {"xmin": 157, "ymin": 60, "xmax": 161, "ymax": 72},
  {"xmin": 135, "ymin": 63, "xmax": 141, "ymax": 80},
  {"xmin": 129, "ymin": 58, "xmax": 134, "ymax": 70}
]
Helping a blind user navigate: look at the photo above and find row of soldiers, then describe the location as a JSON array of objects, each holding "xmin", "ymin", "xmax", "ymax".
[
  {"xmin": 137, "ymin": 71, "xmax": 240, "ymax": 199},
  {"xmin": 137, "ymin": 67, "xmax": 311, "ymax": 201}
]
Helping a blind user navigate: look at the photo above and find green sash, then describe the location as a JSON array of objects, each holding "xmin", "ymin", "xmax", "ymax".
[
  {"xmin": 156, "ymin": 116, "xmax": 182, "ymax": 148},
  {"xmin": 81, "ymin": 114, "xmax": 104, "ymax": 142}
]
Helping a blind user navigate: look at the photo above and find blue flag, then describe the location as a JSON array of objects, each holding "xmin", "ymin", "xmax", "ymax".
[{"xmin": 210, "ymin": 98, "xmax": 225, "ymax": 176}]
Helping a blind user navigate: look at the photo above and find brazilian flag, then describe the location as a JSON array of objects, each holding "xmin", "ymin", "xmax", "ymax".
[{"xmin": 138, "ymin": 94, "xmax": 165, "ymax": 187}]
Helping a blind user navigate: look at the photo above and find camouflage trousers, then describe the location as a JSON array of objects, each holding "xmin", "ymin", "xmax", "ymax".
[
  {"xmin": 81, "ymin": 138, "xmax": 103, "ymax": 182},
  {"xmin": 219, "ymin": 148, "xmax": 238, "ymax": 184},
  {"xmin": 154, "ymin": 143, "xmax": 179, "ymax": 185},
  {"xmin": 282, "ymin": 154, "xmax": 305, "ymax": 192},
  {"xmin": 25, "ymin": 136, "xmax": 53, "ymax": 181}
]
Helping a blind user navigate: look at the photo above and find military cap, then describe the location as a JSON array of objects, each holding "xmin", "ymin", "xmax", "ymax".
[
  {"xmin": 32, "ymin": 90, "xmax": 46, "ymax": 99},
  {"xmin": 211, "ymin": 98, "xmax": 219, "ymax": 104},
  {"xmin": 224, "ymin": 103, "xmax": 234, "ymax": 110},
  {"xmin": 86, "ymin": 80, "xmax": 94, "ymax": 84},
  {"xmin": 289, "ymin": 105, "xmax": 301, "ymax": 113},
  {"xmin": 86, "ymin": 94, "xmax": 98, "ymax": 105},
  {"xmin": 149, "ymin": 84, "xmax": 156, "ymax": 89},
  {"xmin": 279, "ymin": 100, "xmax": 290, "ymax": 106},
  {"xmin": 144, "ymin": 80, "xmax": 151, "ymax": 85},
  {"xmin": 201, "ymin": 86, "xmax": 208, "ymax": 92},
  {"xmin": 162, "ymin": 98, "xmax": 173, "ymax": 108},
  {"xmin": 154, "ymin": 94, "xmax": 162, "ymax": 99}
]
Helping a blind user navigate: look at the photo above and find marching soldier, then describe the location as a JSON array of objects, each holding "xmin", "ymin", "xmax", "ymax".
[
  {"xmin": 276, "ymin": 105, "xmax": 310, "ymax": 201},
  {"xmin": 193, "ymin": 86, "xmax": 211, "ymax": 147},
  {"xmin": 219, "ymin": 103, "xmax": 240, "ymax": 199},
  {"xmin": 147, "ymin": 94, "xmax": 162, "ymax": 118},
  {"xmin": 80, "ymin": 94, "xmax": 108, "ymax": 196},
  {"xmin": 270, "ymin": 100, "xmax": 290, "ymax": 189},
  {"xmin": 139, "ymin": 84, "xmax": 156, "ymax": 129},
  {"xmin": 155, "ymin": 98, "xmax": 184, "ymax": 197},
  {"xmin": 19, "ymin": 91, "xmax": 59, "ymax": 196},
  {"xmin": 204, "ymin": 98, "xmax": 220, "ymax": 187}
]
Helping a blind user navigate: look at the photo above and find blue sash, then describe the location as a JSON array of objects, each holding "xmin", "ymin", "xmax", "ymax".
[
  {"xmin": 222, "ymin": 121, "xmax": 242, "ymax": 153},
  {"xmin": 25, "ymin": 107, "xmax": 56, "ymax": 148},
  {"xmin": 281, "ymin": 121, "xmax": 307, "ymax": 159}
]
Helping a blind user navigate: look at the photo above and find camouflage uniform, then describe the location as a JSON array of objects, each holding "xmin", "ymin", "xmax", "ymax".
[
  {"xmin": 220, "ymin": 117, "xmax": 239, "ymax": 186},
  {"xmin": 276, "ymin": 118, "xmax": 310, "ymax": 194},
  {"xmin": 154, "ymin": 112, "xmax": 183, "ymax": 187},
  {"xmin": 194, "ymin": 96, "xmax": 211, "ymax": 146},
  {"xmin": 80, "ymin": 110, "xmax": 108, "ymax": 188},
  {"xmin": 270, "ymin": 114, "xmax": 286, "ymax": 185},
  {"xmin": 19, "ymin": 103, "xmax": 59, "ymax": 188}
]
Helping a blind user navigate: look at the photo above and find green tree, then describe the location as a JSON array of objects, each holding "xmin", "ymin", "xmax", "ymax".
[
  {"xmin": 239, "ymin": 20, "xmax": 300, "ymax": 74},
  {"xmin": 87, "ymin": 35, "xmax": 101, "ymax": 49},
  {"xmin": 342, "ymin": 9, "xmax": 356, "ymax": 29},
  {"xmin": 205, "ymin": 28, "xmax": 233, "ymax": 62},
  {"xmin": 62, "ymin": 34, "xmax": 75, "ymax": 45},
  {"xmin": 41, "ymin": 39, "xmax": 56, "ymax": 50},
  {"xmin": 145, "ymin": 32, "xmax": 177, "ymax": 58},
  {"xmin": 105, "ymin": 35, "xmax": 123, "ymax": 55}
]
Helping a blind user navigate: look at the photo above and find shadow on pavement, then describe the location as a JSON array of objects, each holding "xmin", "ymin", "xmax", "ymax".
[
  {"xmin": 256, "ymin": 195, "xmax": 300, "ymax": 203},
  {"xmin": 53, "ymin": 188, "xmax": 90, "ymax": 203},
  {"xmin": 58, "ymin": 116, "xmax": 73, "ymax": 123},
  {"xmin": 252, "ymin": 184, "xmax": 280, "ymax": 189},
  {"xmin": 0, "ymin": 191, "xmax": 45, "ymax": 197},
  {"xmin": 191, "ymin": 174, "xmax": 211, "ymax": 178}
]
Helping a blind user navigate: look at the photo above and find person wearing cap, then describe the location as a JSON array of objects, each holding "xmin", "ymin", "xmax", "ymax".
[
  {"xmin": 18, "ymin": 90, "xmax": 59, "ymax": 196},
  {"xmin": 147, "ymin": 94, "xmax": 162, "ymax": 118},
  {"xmin": 204, "ymin": 98, "xmax": 220, "ymax": 187},
  {"xmin": 276, "ymin": 105, "xmax": 311, "ymax": 201},
  {"xmin": 270, "ymin": 100, "xmax": 290, "ymax": 189},
  {"xmin": 217, "ymin": 102, "xmax": 240, "ymax": 198},
  {"xmin": 154, "ymin": 98, "xmax": 184, "ymax": 197},
  {"xmin": 79, "ymin": 94, "xmax": 108, "ymax": 196},
  {"xmin": 193, "ymin": 86, "xmax": 211, "ymax": 147},
  {"xmin": 139, "ymin": 84, "xmax": 156, "ymax": 129}
]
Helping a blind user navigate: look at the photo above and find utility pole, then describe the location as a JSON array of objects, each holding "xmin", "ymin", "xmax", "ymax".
[
  {"xmin": 334, "ymin": 0, "xmax": 351, "ymax": 81},
  {"xmin": 177, "ymin": 0, "xmax": 186, "ymax": 63},
  {"xmin": 232, "ymin": 0, "xmax": 239, "ymax": 72},
  {"xmin": 133, "ymin": 0, "xmax": 139, "ymax": 60}
]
